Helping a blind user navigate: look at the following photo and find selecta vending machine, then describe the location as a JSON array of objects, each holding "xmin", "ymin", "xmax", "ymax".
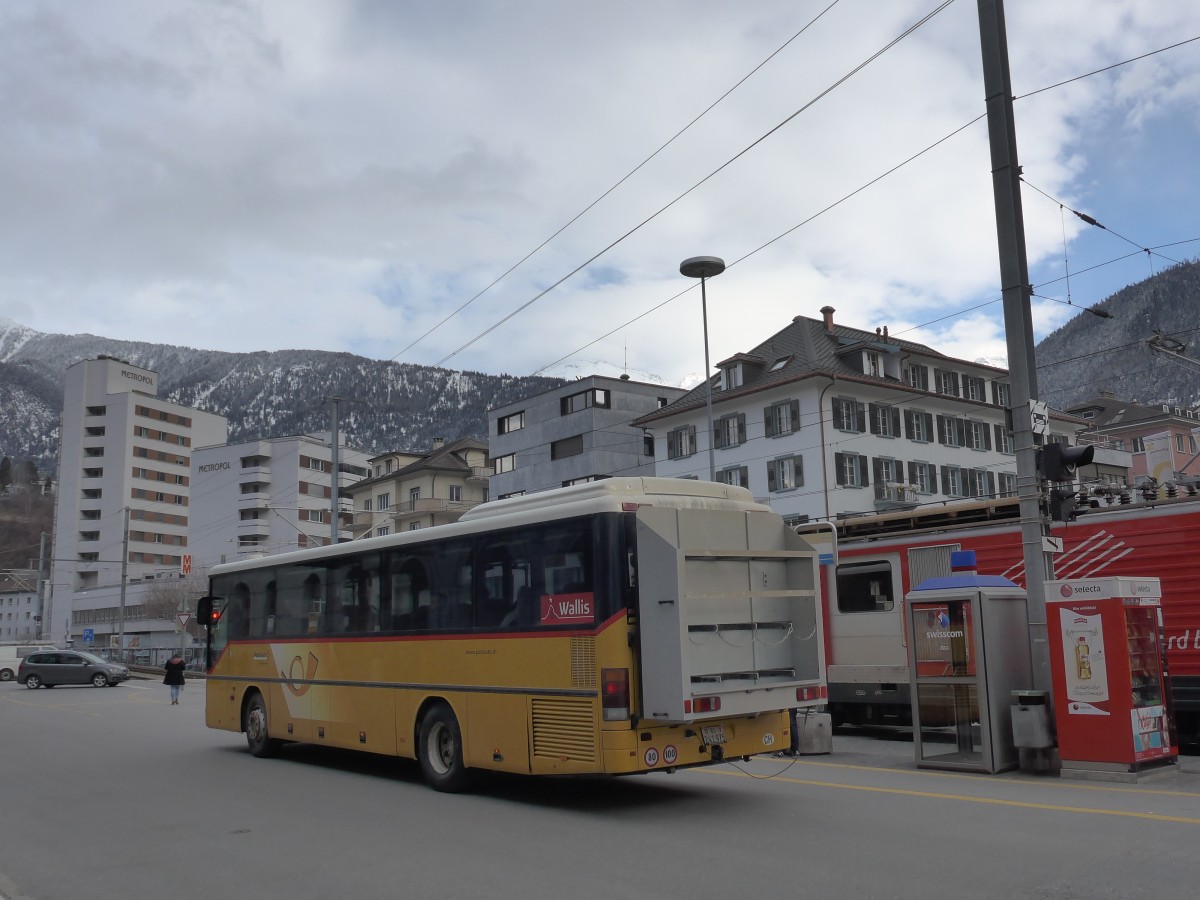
[{"xmin": 1045, "ymin": 577, "xmax": 1177, "ymax": 778}]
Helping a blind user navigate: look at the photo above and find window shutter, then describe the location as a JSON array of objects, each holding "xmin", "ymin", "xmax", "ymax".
[
  {"xmin": 890, "ymin": 407, "xmax": 901, "ymax": 437},
  {"xmin": 937, "ymin": 415, "xmax": 947, "ymax": 444},
  {"xmin": 923, "ymin": 412, "xmax": 933, "ymax": 439},
  {"xmin": 834, "ymin": 453, "xmax": 846, "ymax": 486},
  {"xmin": 873, "ymin": 457, "xmax": 884, "ymax": 485},
  {"xmin": 855, "ymin": 403, "xmax": 866, "ymax": 433},
  {"xmin": 907, "ymin": 461, "xmax": 917, "ymax": 485},
  {"xmin": 792, "ymin": 457, "xmax": 802, "ymax": 487},
  {"xmin": 904, "ymin": 410, "xmax": 914, "ymax": 437},
  {"xmin": 869, "ymin": 404, "xmax": 881, "ymax": 435},
  {"xmin": 714, "ymin": 421, "xmax": 725, "ymax": 449},
  {"xmin": 688, "ymin": 426, "xmax": 696, "ymax": 456},
  {"xmin": 833, "ymin": 401, "xmax": 846, "ymax": 430},
  {"xmin": 987, "ymin": 471, "xmax": 996, "ymax": 496},
  {"xmin": 789, "ymin": 400, "xmax": 799, "ymax": 431},
  {"xmin": 983, "ymin": 425, "xmax": 992, "ymax": 451},
  {"xmin": 767, "ymin": 461, "xmax": 777, "ymax": 492},
  {"xmin": 737, "ymin": 414, "xmax": 746, "ymax": 444},
  {"xmin": 738, "ymin": 466, "xmax": 749, "ymax": 487},
  {"xmin": 764, "ymin": 406, "xmax": 775, "ymax": 438},
  {"xmin": 858, "ymin": 455, "xmax": 870, "ymax": 486},
  {"xmin": 939, "ymin": 465, "xmax": 949, "ymax": 494}
]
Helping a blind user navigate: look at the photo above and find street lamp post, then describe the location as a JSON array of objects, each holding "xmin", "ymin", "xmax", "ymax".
[{"xmin": 679, "ymin": 256, "xmax": 726, "ymax": 482}]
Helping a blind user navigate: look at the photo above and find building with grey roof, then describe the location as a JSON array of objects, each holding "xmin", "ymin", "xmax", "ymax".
[
  {"xmin": 346, "ymin": 437, "xmax": 491, "ymax": 537},
  {"xmin": 634, "ymin": 306, "xmax": 1037, "ymax": 523}
]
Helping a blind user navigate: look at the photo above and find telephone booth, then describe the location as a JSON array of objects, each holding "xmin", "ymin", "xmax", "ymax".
[
  {"xmin": 906, "ymin": 563, "xmax": 1033, "ymax": 773},
  {"xmin": 1046, "ymin": 577, "xmax": 1177, "ymax": 778}
]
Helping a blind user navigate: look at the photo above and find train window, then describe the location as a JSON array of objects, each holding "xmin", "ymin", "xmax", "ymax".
[{"xmin": 836, "ymin": 561, "xmax": 895, "ymax": 613}]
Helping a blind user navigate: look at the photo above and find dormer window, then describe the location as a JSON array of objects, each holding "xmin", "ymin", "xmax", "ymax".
[
  {"xmin": 722, "ymin": 364, "xmax": 742, "ymax": 390},
  {"xmin": 864, "ymin": 351, "xmax": 882, "ymax": 378},
  {"xmin": 769, "ymin": 356, "xmax": 791, "ymax": 372}
]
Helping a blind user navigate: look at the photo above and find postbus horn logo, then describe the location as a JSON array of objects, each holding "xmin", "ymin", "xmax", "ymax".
[{"xmin": 282, "ymin": 651, "xmax": 319, "ymax": 696}]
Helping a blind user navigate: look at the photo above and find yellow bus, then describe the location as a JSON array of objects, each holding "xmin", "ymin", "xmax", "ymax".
[{"xmin": 197, "ymin": 477, "xmax": 826, "ymax": 791}]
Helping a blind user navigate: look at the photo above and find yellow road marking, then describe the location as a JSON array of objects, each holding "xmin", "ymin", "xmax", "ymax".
[
  {"xmin": 699, "ymin": 767, "xmax": 1200, "ymax": 824},
  {"xmin": 774, "ymin": 756, "xmax": 1200, "ymax": 799}
]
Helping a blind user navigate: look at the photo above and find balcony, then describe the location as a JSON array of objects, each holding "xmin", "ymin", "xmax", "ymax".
[
  {"xmin": 391, "ymin": 497, "xmax": 481, "ymax": 526},
  {"xmin": 874, "ymin": 482, "xmax": 920, "ymax": 511},
  {"xmin": 237, "ymin": 492, "xmax": 270, "ymax": 510},
  {"xmin": 467, "ymin": 466, "xmax": 493, "ymax": 481},
  {"xmin": 237, "ymin": 518, "xmax": 270, "ymax": 536}
]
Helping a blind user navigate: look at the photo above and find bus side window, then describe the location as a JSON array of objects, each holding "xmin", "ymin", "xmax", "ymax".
[{"xmin": 228, "ymin": 583, "xmax": 250, "ymax": 641}]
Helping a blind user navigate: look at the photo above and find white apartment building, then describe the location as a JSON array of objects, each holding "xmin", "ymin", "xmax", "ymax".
[
  {"xmin": 48, "ymin": 357, "xmax": 227, "ymax": 648},
  {"xmin": 635, "ymin": 306, "xmax": 1036, "ymax": 524},
  {"xmin": 189, "ymin": 433, "xmax": 370, "ymax": 572},
  {"xmin": 487, "ymin": 375, "xmax": 685, "ymax": 497}
]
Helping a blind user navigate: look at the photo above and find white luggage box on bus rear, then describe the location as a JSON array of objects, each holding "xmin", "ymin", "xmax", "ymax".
[{"xmin": 635, "ymin": 503, "xmax": 825, "ymax": 723}]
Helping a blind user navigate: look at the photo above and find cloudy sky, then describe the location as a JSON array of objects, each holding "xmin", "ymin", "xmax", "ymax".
[{"xmin": 1, "ymin": 1, "xmax": 1197, "ymax": 387}]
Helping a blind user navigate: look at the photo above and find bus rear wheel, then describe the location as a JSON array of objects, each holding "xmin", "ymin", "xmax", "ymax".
[
  {"xmin": 418, "ymin": 703, "xmax": 472, "ymax": 792},
  {"xmin": 244, "ymin": 692, "xmax": 282, "ymax": 758}
]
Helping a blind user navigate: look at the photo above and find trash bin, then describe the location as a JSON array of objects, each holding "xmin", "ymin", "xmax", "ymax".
[{"xmin": 1010, "ymin": 690, "xmax": 1053, "ymax": 749}]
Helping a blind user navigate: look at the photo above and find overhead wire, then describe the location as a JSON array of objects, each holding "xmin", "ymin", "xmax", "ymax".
[
  {"xmin": 432, "ymin": 0, "xmax": 960, "ymax": 369},
  {"xmin": 528, "ymin": 33, "xmax": 1200, "ymax": 378},
  {"xmin": 389, "ymin": 0, "xmax": 845, "ymax": 364}
]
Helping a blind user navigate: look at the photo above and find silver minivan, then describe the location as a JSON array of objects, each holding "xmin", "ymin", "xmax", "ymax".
[{"xmin": 17, "ymin": 650, "xmax": 130, "ymax": 689}]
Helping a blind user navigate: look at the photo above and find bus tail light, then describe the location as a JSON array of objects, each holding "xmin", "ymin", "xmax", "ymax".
[
  {"xmin": 692, "ymin": 695, "xmax": 721, "ymax": 714},
  {"xmin": 796, "ymin": 685, "xmax": 827, "ymax": 702},
  {"xmin": 601, "ymin": 668, "xmax": 630, "ymax": 721}
]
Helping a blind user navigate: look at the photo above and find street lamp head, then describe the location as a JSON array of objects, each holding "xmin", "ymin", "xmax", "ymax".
[{"xmin": 679, "ymin": 256, "xmax": 726, "ymax": 279}]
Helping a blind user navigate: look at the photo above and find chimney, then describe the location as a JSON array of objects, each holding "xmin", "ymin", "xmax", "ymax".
[
  {"xmin": 882, "ymin": 325, "xmax": 889, "ymax": 340},
  {"xmin": 821, "ymin": 306, "xmax": 835, "ymax": 332},
  {"xmin": 432, "ymin": 437, "xmax": 445, "ymax": 450}
]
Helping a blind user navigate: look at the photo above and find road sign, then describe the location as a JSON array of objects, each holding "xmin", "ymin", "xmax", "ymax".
[
  {"xmin": 1042, "ymin": 535, "xmax": 1064, "ymax": 554},
  {"xmin": 177, "ymin": 613, "xmax": 192, "ymax": 628},
  {"xmin": 83, "ymin": 628, "xmax": 94, "ymax": 643},
  {"xmin": 1029, "ymin": 400, "xmax": 1049, "ymax": 435}
]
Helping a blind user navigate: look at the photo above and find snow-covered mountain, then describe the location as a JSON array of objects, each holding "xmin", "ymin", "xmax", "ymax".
[
  {"xmin": 0, "ymin": 321, "xmax": 566, "ymax": 475},
  {"xmin": 3, "ymin": 258, "xmax": 1198, "ymax": 476}
]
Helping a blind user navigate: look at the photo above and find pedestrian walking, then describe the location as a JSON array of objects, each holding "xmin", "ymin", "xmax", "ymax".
[{"xmin": 164, "ymin": 652, "xmax": 186, "ymax": 705}]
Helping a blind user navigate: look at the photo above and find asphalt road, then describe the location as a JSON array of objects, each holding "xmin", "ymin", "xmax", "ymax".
[{"xmin": 3, "ymin": 677, "xmax": 1199, "ymax": 900}]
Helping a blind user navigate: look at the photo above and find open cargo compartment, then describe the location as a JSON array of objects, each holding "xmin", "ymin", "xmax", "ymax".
[{"xmin": 636, "ymin": 504, "xmax": 824, "ymax": 723}]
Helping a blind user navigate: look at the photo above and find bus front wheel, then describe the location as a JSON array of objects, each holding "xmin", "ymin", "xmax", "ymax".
[
  {"xmin": 244, "ymin": 692, "xmax": 282, "ymax": 758},
  {"xmin": 418, "ymin": 703, "xmax": 472, "ymax": 792}
]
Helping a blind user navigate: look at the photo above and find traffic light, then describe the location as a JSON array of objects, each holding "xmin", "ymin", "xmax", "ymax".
[
  {"xmin": 195, "ymin": 596, "xmax": 221, "ymax": 628},
  {"xmin": 1037, "ymin": 442, "xmax": 1095, "ymax": 482}
]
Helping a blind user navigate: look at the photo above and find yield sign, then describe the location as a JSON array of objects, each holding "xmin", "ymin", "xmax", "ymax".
[{"xmin": 177, "ymin": 613, "xmax": 192, "ymax": 627}]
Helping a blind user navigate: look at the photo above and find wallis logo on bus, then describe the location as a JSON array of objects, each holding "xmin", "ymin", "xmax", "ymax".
[{"xmin": 540, "ymin": 593, "xmax": 594, "ymax": 624}]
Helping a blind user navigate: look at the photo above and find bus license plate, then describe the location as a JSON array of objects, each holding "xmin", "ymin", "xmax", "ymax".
[{"xmin": 701, "ymin": 725, "xmax": 727, "ymax": 745}]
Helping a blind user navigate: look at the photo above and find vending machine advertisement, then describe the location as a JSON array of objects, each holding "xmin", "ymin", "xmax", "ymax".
[
  {"xmin": 1058, "ymin": 608, "xmax": 1109, "ymax": 715},
  {"xmin": 1046, "ymin": 577, "xmax": 1176, "ymax": 772}
]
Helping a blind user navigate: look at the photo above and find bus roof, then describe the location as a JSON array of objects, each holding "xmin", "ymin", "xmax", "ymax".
[
  {"xmin": 460, "ymin": 477, "xmax": 767, "ymax": 521},
  {"xmin": 208, "ymin": 477, "xmax": 772, "ymax": 578}
]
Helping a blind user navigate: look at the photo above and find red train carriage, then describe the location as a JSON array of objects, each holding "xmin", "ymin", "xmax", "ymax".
[{"xmin": 802, "ymin": 495, "xmax": 1200, "ymax": 741}]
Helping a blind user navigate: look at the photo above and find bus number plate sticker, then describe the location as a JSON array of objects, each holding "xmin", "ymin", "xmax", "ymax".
[{"xmin": 701, "ymin": 725, "xmax": 727, "ymax": 745}]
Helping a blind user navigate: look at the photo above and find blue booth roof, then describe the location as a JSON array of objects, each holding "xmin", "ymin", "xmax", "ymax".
[{"xmin": 911, "ymin": 574, "xmax": 1020, "ymax": 591}]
